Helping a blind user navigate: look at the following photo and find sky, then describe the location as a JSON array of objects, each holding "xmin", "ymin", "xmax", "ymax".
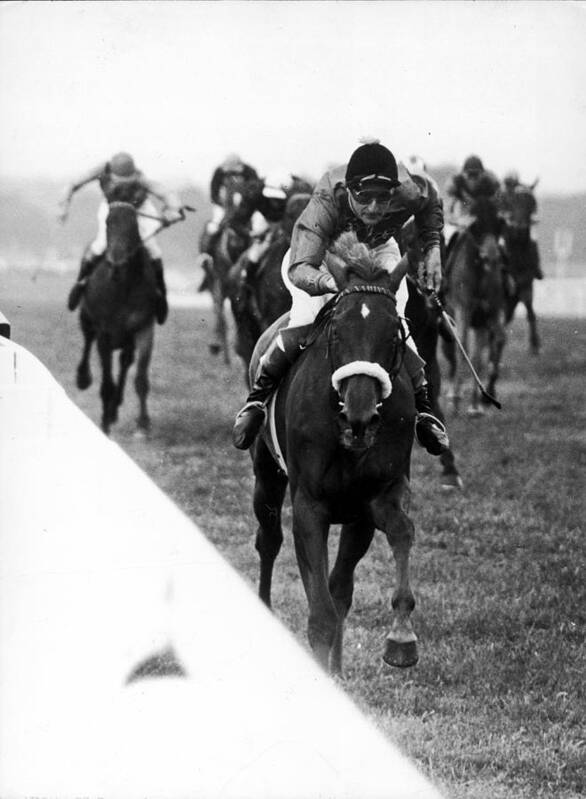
[{"xmin": 1, "ymin": 0, "xmax": 586, "ymax": 195}]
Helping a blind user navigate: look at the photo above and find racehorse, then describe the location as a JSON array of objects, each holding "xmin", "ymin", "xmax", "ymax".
[
  {"xmin": 443, "ymin": 196, "xmax": 507, "ymax": 415},
  {"xmin": 75, "ymin": 202, "xmax": 158, "ymax": 435},
  {"xmin": 400, "ymin": 220, "xmax": 463, "ymax": 489},
  {"xmin": 249, "ymin": 232, "xmax": 419, "ymax": 675},
  {"xmin": 198, "ymin": 175, "xmax": 262, "ymax": 364},
  {"xmin": 502, "ymin": 183, "xmax": 541, "ymax": 353},
  {"xmin": 227, "ymin": 192, "xmax": 312, "ymax": 370}
]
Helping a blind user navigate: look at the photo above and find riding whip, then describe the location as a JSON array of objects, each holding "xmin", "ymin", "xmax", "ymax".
[
  {"xmin": 428, "ymin": 290, "xmax": 502, "ymax": 410},
  {"xmin": 138, "ymin": 205, "xmax": 196, "ymax": 244}
]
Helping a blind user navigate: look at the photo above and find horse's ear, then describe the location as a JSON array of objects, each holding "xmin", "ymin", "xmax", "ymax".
[
  {"xmin": 530, "ymin": 177, "xmax": 539, "ymax": 191},
  {"xmin": 324, "ymin": 252, "xmax": 348, "ymax": 289},
  {"xmin": 386, "ymin": 255, "xmax": 410, "ymax": 295}
]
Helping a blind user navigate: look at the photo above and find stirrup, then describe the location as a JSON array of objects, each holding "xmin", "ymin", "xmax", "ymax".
[
  {"xmin": 232, "ymin": 401, "xmax": 266, "ymax": 450},
  {"xmin": 415, "ymin": 413, "xmax": 450, "ymax": 456}
]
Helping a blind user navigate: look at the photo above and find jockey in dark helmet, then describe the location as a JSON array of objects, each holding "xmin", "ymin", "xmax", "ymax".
[
  {"xmin": 232, "ymin": 139, "xmax": 450, "ymax": 458},
  {"xmin": 199, "ymin": 153, "xmax": 260, "ymax": 256},
  {"xmin": 444, "ymin": 154, "xmax": 501, "ymax": 251},
  {"xmin": 58, "ymin": 152, "xmax": 182, "ymax": 324},
  {"xmin": 498, "ymin": 170, "xmax": 544, "ymax": 280},
  {"xmin": 238, "ymin": 169, "xmax": 313, "ymax": 281}
]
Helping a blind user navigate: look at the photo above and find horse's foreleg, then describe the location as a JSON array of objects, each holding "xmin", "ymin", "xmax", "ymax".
[
  {"xmin": 524, "ymin": 289, "xmax": 540, "ymax": 354},
  {"xmin": 449, "ymin": 313, "xmax": 468, "ymax": 414},
  {"xmin": 76, "ymin": 313, "xmax": 95, "ymax": 390},
  {"xmin": 97, "ymin": 336, "xmax": 116, "ymax": 434},
  {"xmin": 291, "ymin": 488, "xmax": 337, "ymax": 671},
  {"xmin": 253, "ymin": 439, "xmax": 288, "ymax": 609},
  {"xmin": 328, "ymin": 519, "xmax": 375, "ymax": 676},
  {"xmin": 468, "ymin": 328, "xmax": 488, "ymax": 415},
  {"xmin": 486, "ymin": 321, "xmax": 506, "ymax": 401},
  {"xmin": 114, "ymin": 342, "xmax": 135, "ymax": 424},
  {"xmin": 210, "ymin": 275, "xmax": 231, "ymax": 365},
  {"xmin": 372, "ymin": 479, "xmax": 418, "ymax": 669},
  {"xmin": 134, "ymin": 324, "xmax": 154, "ymax": 435}
]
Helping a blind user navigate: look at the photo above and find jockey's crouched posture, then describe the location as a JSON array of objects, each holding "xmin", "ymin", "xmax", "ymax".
[
  {"xmin": 58, "ymin": 152, "xmax": 183, "ymax": 324},
  {"xmin": 232, "ymin": 140, "xmax": 450, "ymax": 457}
]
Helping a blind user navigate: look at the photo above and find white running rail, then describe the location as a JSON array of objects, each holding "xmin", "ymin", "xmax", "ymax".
[{"xmin": 0, "ymin": 334, "xmax": 443, "ymax": 799}]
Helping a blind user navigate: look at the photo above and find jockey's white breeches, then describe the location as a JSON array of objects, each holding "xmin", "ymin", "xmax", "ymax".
[
  {"xmin": 91, "ymin": 199, "xmax": 162, "ymax": 259},
  {"xmin": 281, "ymin": 239, "xmax": 419, "ymax": 359},
  {"xmin": 206, "ymin": 204, "xmax": 226, "ymax": 235}
]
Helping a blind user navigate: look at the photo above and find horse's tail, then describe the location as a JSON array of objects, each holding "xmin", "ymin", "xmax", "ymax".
[{"xmin": 196, "ymin": 253, "xmax": 214, "ymax": 292}]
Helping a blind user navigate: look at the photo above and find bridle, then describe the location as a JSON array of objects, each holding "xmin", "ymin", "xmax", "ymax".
[{"xmin": 323, "ymin": 285, "xmax": 406, "ymax": 406}]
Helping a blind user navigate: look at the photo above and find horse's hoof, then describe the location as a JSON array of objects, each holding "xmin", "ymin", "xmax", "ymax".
[
  {"xmin": 383, "ymin": 638, "xmax": 418, "ymax": 669},
  {"xmin": 441, "ymin": 473, "xmax": 464, "ymax": 491},
  {"xmin": 133, "ymin": 428, "xmax": 149, "ymax": 440},
  {"xmin": 466, "ymin": 405, "xmax": 485, "ymax": 417}
]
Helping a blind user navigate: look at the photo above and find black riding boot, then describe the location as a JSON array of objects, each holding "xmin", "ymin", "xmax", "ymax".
[
  {"xmin": 67, "ymin": 251, "xmax": 102, "ymax": 311},
  {"xmin": 414, "ymin": 384, "xmax": 450, "ymax": 456},
  {"xmin": 151, "ymin": 258, "xmax": 168, "ymax": 324},
  {"xmin": 232, "ymin": 325, "xmax": 311, "ymax": 450}
]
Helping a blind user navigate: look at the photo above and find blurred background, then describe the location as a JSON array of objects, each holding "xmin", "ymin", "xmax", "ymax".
[{"xmin": 0, "ymin": 0, "xmax": 584, "ymax": 293}]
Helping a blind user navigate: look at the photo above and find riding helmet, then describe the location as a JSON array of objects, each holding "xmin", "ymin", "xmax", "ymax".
[
  {"xmin": 345, "ymin": 141, "xmax": 400, "ymax": 188},
  {"xmin": 110, "ymin": 152, "xmax": 136, "ymax": 177},
  {"xmin": 463, "ymin": 155, "xmax": 484, "ymax": 175}
]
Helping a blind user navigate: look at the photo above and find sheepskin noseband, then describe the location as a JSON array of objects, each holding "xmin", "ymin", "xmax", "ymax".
[{"xmin": 331, "ymin": 361, "xmax": 392, "ymax": 399}]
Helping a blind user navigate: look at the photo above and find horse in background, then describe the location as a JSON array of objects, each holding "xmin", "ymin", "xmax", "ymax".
[
  {"xmin": 400, "ymin": 220, "xmax": 463, "ymax": 489},
  {"xmin": 75, "ymin": 202, "xmax": 158, "ymax": 435},
  {"xmin": 249, "ymin": 232, "xmax": 420, "ymax": 675},
  {"xmin": 197, "ymin": 174, "xmax": 262, "ymax": 364},
  {"xmin": 502, "ymin": 182, "xmax": 542, "ymax": 353},
  {"xmin": 227, "ymin": 192, "xmax": 312, "ymax": 370},
  {"xmin": 443, "ymin": 196, "xmax": 507, "ymax": 415}
]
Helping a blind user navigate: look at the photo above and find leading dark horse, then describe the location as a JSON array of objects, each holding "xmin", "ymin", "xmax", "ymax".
[
  {"xmin": 198, "ymin": 175, "xmax": 262, "ymax": 364},
  {"xmin": 248, "ymin": 232, "xmax": 419, "ymax": 676},
  {"xmin": 227, "ymin": 192, "xmax": 312, "ymax": 370},
  {"xmin": 502, "ymin": 183, "xmax": 542, "ymax": 353},
  {"xmin": 75, "ymin": 202, "xmax": 158, "ymax": 435},
  {"xmin": 400, "ymin": 220, "xmax": 463, "ymax": 489},
  {"xmin": 443, "ymin": 197, "xmax": 507, "ymax": 415}
]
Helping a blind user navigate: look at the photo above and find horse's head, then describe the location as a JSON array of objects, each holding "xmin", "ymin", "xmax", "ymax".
[
  {"xmin": 469, "ymin": 196, "xmax": 502, "ymax": 240},
  {"xmin": 324, "ymin": 232, "xmax": 405, "ymax": 451},
  {"xmin": 105, "ymin": 202, "xmax": 141, "ymax": 268},
  {"xmin": 505, "ymin": 186, "xmax": 537, "ymax": 245},
  {"xmin": 225, "ymin": 176, "xmax": 263, "ymax": 226}
]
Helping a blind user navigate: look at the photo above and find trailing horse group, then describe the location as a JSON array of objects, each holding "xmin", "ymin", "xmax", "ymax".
[{"xmin": 65, "ymin": 150, "xmax": 543, "ymax": 676}]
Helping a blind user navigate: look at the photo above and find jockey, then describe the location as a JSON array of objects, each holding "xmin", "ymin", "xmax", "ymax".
[
  {"xmin": 59, "ymin": 152, "xmax": 182, "ymax": 324},
  {"xmin": 498, "ymin": 170, "xmax": 543, "ymax": 280},
  {"xmin": 200, "ymin": 153, "xmax": 259, "ymax": 255},
  {"xmin": 232, "ymin": 140, "xmax": 450, "ymax": 457},
  {"xmin": 444, "ymin": 155, "xmax": 501, "ymax": 251},
  {"xmin": 239, "ymin": 170, "xmax": 302, "ymax": 281}
]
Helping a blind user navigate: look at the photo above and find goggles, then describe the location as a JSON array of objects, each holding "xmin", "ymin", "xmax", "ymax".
[{"xmin": 349, "ymin": 186, "xmax": 394, "ymax": 205}]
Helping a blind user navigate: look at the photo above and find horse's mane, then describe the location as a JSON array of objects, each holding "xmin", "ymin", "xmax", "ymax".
[{"xmin": 329, "ymin": 231, "xmax": 387, "ymax": 282}]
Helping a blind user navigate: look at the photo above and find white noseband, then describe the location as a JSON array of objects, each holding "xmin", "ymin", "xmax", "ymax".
[{"xmin": 331, "ymin": 361, "xmax": 392, "ymax": 399}]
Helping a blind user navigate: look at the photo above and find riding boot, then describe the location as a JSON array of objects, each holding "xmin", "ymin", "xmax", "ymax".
[
  {"xmin": 67, "ymin": 251, "xmax": 101, "ymax": 311},
  {"xmin": 151, "ymin": 258, "xmax": 168, "ymax": 324},
  {"xmin": 232, "ymin": 324, "xmax": 311, "ymax": 450},
  {"xmin": 413, "ymin": 383, "xmax": 450, "ymax": 456}
]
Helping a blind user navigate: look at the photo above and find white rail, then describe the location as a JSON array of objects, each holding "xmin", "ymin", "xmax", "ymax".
[{"xmin": 0, "ymin": 334, "xmax": 443, "ymax": 799}]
